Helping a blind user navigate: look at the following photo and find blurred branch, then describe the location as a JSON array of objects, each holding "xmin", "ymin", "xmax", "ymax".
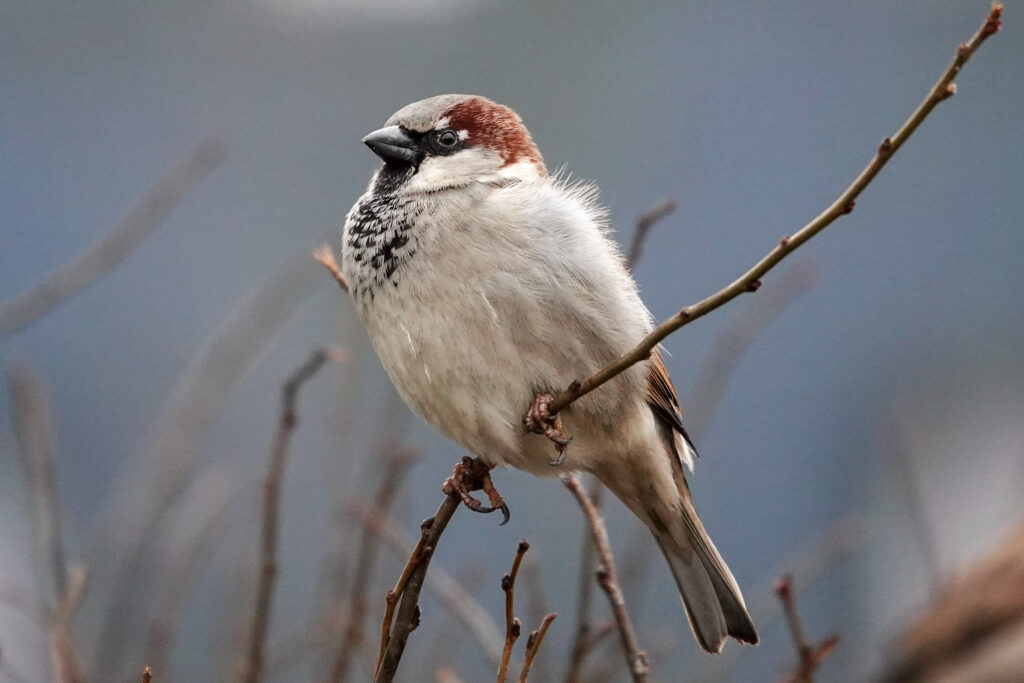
[
  {"xmin": 775, "ymin": 576, "xmax": 839, "ymax": 683},
  {"xmin": 50, "ymin": 566, "xmax": 88, "ymax": 683},
  {"xmin": 884, "ymin": 524, "xmax": 1024, "ymax": 682},
  {"xmin": 92, "ymin": 251, "xmax": 324, "ymax": 675},
  {"xmin": 6, "ymin": 364, "xmax": 68, "ymax": 611},
  {"xmin": 313, "ymin": 244, "xmax": 349, "ymax": 292},
  {"xmin": 328, "ymin": 446, "xmax": 418, "ymax": 683},
  {"xmin": 683, "ymin": 262, "xmax": 817, "ymax": 437},
  {"xmin": 885, "ymin": 417, "xmax": 943, "ymax": 600},
  {"xmin": 145, "ymin": 465, "xmax": 235, "ymax": 678},
  {"xmin": 239, "ymin": 347, "xmax": 345, "ymax": 683},
  {"xmin": 541, "ymin": 2, "xmax": 1003, "ymax": 419},
  {"xmin": 497, "ymin": 541, "xmax": 529, "ymax": 683},
  {"xmin": 351, "ymin": 504, "xmax": 504, "ymax": 667},
  {"xmin": 142, "ymin": 666, "xmax": 153, "ymax": 683},
  {"xmin": 624, "ymin": 199, "xmax": 676, "ymax": 272},
  {"xmin": 0, "ymin": 139, "xmax": 225, "ymax": 337},
  {"xmin": 563, "ymin": 476, "xmax": 648, "ymax": 682}
]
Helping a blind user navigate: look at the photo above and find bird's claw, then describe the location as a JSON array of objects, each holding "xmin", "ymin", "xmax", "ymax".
[
  {"xmin": 523, "ymin": 392, "xmax": 572, "ymax": 466},
  {"xmin": 441, "ymin": 456, "xmax": 511, "ymax": 525}
]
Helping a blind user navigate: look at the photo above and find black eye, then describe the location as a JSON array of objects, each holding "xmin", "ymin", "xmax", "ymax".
[{"xmin": 438, "ymin": 130, "xmax": 459, "ymax": 147}]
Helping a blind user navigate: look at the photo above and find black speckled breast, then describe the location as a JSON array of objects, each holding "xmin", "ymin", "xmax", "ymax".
[{"xmin": 345, "ymin": 167, "xmax": 421, "ymax": 300}]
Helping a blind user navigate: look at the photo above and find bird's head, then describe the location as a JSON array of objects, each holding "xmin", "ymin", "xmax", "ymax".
[{"xmin": 362, "ymin": 94, "xmax": 546, "ymax": 193}]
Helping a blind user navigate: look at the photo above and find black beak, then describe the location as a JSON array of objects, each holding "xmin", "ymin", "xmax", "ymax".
[{"xmin": 362, "ymin": 125, "xmax": 418, "ymax": 165}]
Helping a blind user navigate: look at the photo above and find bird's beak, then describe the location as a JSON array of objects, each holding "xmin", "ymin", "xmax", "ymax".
[{"xmin": 362, "ymin": 125, "xmax": 418, "ymax": 165}]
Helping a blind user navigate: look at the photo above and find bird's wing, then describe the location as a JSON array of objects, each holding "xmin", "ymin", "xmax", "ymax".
[{"xmin": 646, "ymin": 348, "xmax": 699, "ymax": 469}]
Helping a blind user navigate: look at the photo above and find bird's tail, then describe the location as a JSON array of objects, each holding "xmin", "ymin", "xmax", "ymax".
[
  {"xmin": 600, "ymin": 461, "xmax": 757, "ymax": 653},
  {"xmin": 650, "ymin": 490, "xmax": 758, "ymax": 652}
]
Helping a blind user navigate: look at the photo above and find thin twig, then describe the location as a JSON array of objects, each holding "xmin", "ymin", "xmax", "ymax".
[
  {"xmin": 329, "ymin": 447, "xmax": 418, "ymax": 683},
  {"xmin": 373, "ymin": 492, "xmax": 463, "ymax": 683},
  {"xmin": 375, "ymin": 532, "xmax": 427, "ymax": 677},
  {"xmin": 566, "ymin": 478, "xmax": 604, "ymax": 683},
  {"xmin": 624, "ymin": 199, "xmax": 676, "ymax": 272},
  {"xmin": 563, "ymin": 476, "xmax": 648, "ymax": 682},
  {"xmin": 775, "ymin": 576, "xmax": 839, "ymax": 683},
  {"xmin": 238, "ymin": 347, "xmax": 344, "ymax": 683},
  {"xmin": 497, "ymin": 541, "xmax": 530, "ymax": 683},
  {"xmin": 351, "ymin": 504, "xmax": 504, "ymax": 667},
  {"xmin": 142, "ymin": 666, "xmax": 153, "ymax": 683},
  {"xmin": 313, "ymin": 244, "xmax": 349, "ymax": 292},
  {"xmin": 0, "ymin": 139, "xmax": 225, "ymax": 337},
  {"xmin": 518, "ymin": 614, "xmax": 557, "ymax": 683},
  {"xmin": 543, "ymin": 3, "xmax": 1003, "ymax": 418}
]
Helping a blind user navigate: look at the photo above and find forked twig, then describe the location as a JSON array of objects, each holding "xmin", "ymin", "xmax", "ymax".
[
  {"xmin": 239, "ymin": 347, "xmax": 344, "ymax": 683},
  {"xmin": 775, "ymin": 576, "xmax": 839, "ymax": 683},
  {"xmin": 497, "ymin": 541, "xmax": 530, "ymax": 683},
  {"xmin": 563, "ymin": 476, "xmax": 648, "ymax": 682},
  {"xmin": 541, "ymin": 3, "xmax": 1003, "ymax": 420},
  {"xmin": 518, "ymin": 614, "xmax": 558, "ymax": 683}
]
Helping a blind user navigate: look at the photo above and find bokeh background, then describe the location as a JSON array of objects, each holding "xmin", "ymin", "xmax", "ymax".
[{"xmin": 1, "ymin": 1, "xmax": 1021, "ymax": 681}]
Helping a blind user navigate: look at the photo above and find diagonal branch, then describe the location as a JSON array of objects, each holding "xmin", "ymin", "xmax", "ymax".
[
  {"xmin": 0, "ymin": 140, "xmax": 225, "ymax": 337},
  {"xmin": 543, "ymin": 3, "xmax": 1003, "ymax": 418}
]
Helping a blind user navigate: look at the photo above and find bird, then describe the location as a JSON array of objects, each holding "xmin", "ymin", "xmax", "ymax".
[{"xmin": 339, "ymin": 94, "xmax": 758, "ymax": 653}]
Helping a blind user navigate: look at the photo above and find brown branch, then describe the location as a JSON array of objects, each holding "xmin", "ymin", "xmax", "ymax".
[
  {"xmin": 563, "ymin": 476, "xmax": 648, "ymax": 682},
  {"xmin": 373, "ymin": 490, "xmax": 463, "ymax": 683},
  {"xmin": 313, "ymin": 244, "xmax": 349, "ymax": 292},
  {"xmin": 775, "ymin": 576, "xmax": 839, "ymax": 683},
  {"xmin": 543, "ymin": 3, "xmax": 1002, "ymax": 418},
  {"xmin": 497, "ymin": 540, "xmax": 530, "ymax": 683},
  {"xmin": 518, "ymin": 614, "xmax": 557, "ymax": 683},
  {"xmin": 142, "ymin": 666, "xmax": 153, "ymax": 683},
  {"xmin": 566, "ymin": 478, "xmax": 605, "ymax": 683},
  {"xmin": 0, "ymin": 139, "xmax": 225, "ymax": 337},
  {"xmin": 624, "ymin": 199, "xmax": 676, "ymax": 272},
  {"xmin": 351, "ymin": 503, "xmax": 504, "ymax": 667},
  {"xmin": 328, "ymin": 447, "xmax": 418, "ymax": 683},
  {"xmin": 238, "ymin": 347, "xmax": 344, "ymax": 683}
]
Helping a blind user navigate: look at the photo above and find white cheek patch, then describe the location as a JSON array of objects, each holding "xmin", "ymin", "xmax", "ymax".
[
  {"xmin": 457, "ymin": 129, "xmax": 469, "ymax": 140},
  {"xmin": 404, "ymin": 147, "xmax": 505, "ymax": 194}
]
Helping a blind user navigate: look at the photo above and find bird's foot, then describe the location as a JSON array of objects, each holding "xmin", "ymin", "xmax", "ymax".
[
  {"xmin": 441, "ymin": 456, "xmax": 510, "ymax": 525},
  {"xmin": 523, "ymin": 392, "xmax": 571, "ymax": 466}
]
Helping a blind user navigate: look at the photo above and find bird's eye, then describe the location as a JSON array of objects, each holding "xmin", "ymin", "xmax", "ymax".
[{"xmin": 438, "ymin": 130, "xmax": 459, "ymax": 147}]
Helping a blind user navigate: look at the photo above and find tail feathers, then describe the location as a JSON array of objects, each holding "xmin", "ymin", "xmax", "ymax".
[{"xmin": 652, "ymin": 514, "xmax": 758, "ymax": 653}]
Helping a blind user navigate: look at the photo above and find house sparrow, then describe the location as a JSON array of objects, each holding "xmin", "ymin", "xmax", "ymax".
[{"xmin": 340, "ymin": 94, "xmax": 757, "ymax": 652}]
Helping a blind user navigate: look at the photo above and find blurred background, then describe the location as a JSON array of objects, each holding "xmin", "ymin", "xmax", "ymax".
[{"xmin": 1, "ymin": 1, "xmax": 1021, "ymax": 681}]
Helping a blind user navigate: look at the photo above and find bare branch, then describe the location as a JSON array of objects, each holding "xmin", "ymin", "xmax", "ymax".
[
  {"xmin": 518, "ymin": 613, "xmax": 557, "ymax": 683},
  {"xmin": 566, "ymin": 477, "xmax": 605, "ymax": 683},
  {"xmin": 328, "ymin": 447, "xmax": 418, "ymax": 683},
  {"xmin": 624, "ymin": 199, "xmax": 676, "ymax": 272},
  {"xmin": 0, "ymin": 139, "xmax": 225, "ymax": 337},
  {"xmin": 238, "ymin": 347, "xmax": 344, "ymax": 683},
  {"xmin": 351, "ymin": 503, "xmax": 504, "ymax": 667},
  {"xmin": 563, "ymin": 476, "xmax": 648, "ymax": 682},
  {"xmin": 775, "ymin": 576, "xmax": 839, "ymax": 683},
  {"xmin": 6, "ymin": 364, "xmax": 68, "ymax": 610},
  {"xmin": 542, "ymin": 3, "xmax": 1003, "ymax": 419},
  {"xmin": 497, "ymin": 540, "xmax": 530, "ymax": 683},
  {"xmin": 373, "ymin": 490, "xmax": 465, "ymax": 683},
  {"xmin": 313, "ymin": 243, "xmax": 349, "ymax": 292}
]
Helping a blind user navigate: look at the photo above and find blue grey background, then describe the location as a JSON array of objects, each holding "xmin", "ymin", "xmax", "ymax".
[{"xmin": 1, "ymin": 1, "xmax": 1022, "ymax": 681}]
